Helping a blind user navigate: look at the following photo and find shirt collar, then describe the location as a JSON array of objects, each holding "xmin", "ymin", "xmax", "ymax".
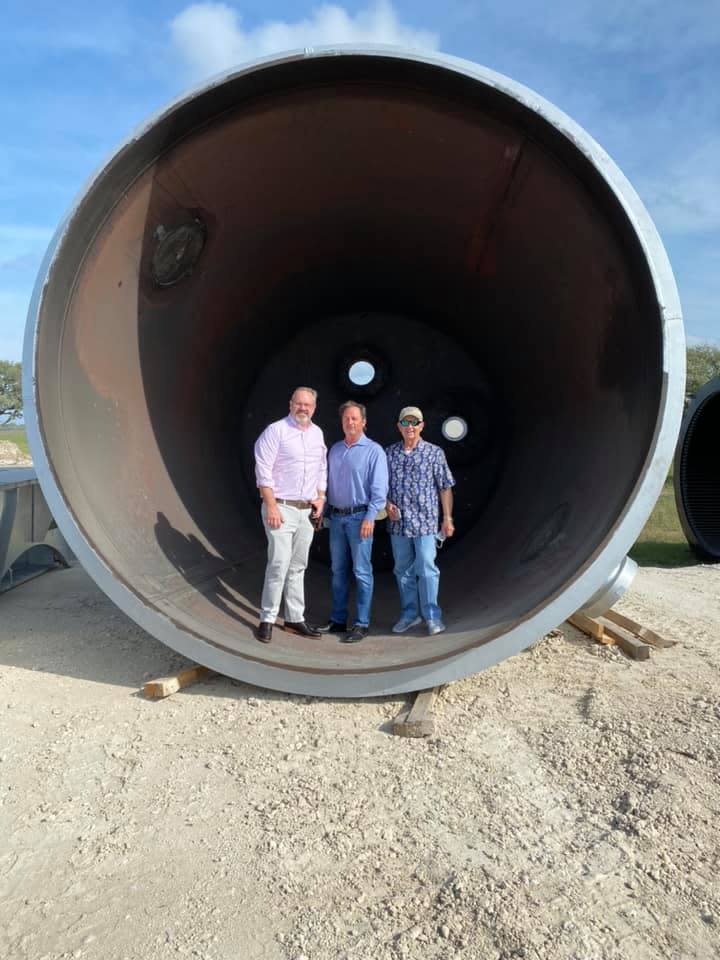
[
  {"xmin": 344, "ymin": 432, "xmax": 369, "ymax": 447},
  {"xmin": 401, "ymin": 437, "xmax": 425, "ymax": 453}
]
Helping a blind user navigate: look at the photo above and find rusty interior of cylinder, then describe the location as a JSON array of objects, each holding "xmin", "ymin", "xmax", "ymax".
[{"xmin": 35, "ymin": 55, "xmax": 663, "ymax": 672}]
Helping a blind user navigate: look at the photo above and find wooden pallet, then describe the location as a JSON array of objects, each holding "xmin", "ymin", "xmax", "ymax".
[{"xmin": 567, "ymin": 609, "xmax": 674, "ymax": 660}]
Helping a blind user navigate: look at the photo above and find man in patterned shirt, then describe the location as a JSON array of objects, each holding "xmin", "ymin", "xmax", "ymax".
[{"xmin": 385, "ymin": 406, "xmax": 455, "ymax": 636}]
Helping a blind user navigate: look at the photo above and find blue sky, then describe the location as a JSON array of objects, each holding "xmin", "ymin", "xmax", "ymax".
[{"xmin": 2, "ymin": 0, "xmax": 719, "ymax": 360}]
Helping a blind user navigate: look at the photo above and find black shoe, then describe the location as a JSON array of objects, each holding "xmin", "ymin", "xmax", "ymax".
[
  {"xmin": 318, "ymin": 620, "xmax": 348, "ymax": 634},
  {"xmin": 257, "ymin": 622, "xmax": 273, "ymax": 643},
  {"xmin": 284, "ymin": 621, "xmax": 321, "ymax": 638},
  {"xmin": 342, "ymin": 625, "xmax": 368, "ymax": 644}
]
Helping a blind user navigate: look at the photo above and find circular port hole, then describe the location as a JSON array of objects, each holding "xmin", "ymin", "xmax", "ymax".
[
  {"xmin": 442, "ymin": 416, "xmax": 468, "ymax": 441},
  {"xmin": 348, "ymin": 360, "xmax": 376, "ymax": 385}
]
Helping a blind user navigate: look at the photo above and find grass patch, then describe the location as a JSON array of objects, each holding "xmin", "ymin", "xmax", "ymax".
[
  {"xmin": 630, "ymin": 473, "xmax": 697, "ymax": 567},
  {"xmin": 0, "ymin": 428, "xmax": 29, "ymax": 456},
  {"xmin": 630, "ymin": 539, "xmax": 696, "ymax": 567}
]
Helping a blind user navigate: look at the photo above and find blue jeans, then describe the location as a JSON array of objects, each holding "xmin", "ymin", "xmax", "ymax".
[
  {"xmin": 390, "ymin": 534, "xmax": 441, "ymax": 623},
  {"xmin": 329, "ymin": 515, "xmax": 374, "ymax": 627}
]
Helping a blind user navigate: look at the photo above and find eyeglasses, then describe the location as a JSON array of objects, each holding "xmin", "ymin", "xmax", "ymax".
[{"xmin": 399, "ymin": 419, "xmax": 422, "ymax": 427}]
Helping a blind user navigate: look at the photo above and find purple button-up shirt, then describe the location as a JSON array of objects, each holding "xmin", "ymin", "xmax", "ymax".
[{"xmin": 254, "ymin": 415, "xmax": 327, "ymax": 501}]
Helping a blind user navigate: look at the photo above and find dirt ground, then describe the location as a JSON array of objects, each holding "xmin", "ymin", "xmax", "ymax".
[{"xmin": 1, "ymin": 561, "xmax": 719, "ymax": 960}]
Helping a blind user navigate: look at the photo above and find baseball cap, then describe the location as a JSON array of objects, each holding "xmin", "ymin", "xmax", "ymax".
[{"xmin": 398, "ymin": 406, "xmax": 424, "ymax": 422}]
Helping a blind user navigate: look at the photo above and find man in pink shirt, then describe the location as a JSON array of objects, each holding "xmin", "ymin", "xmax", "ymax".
[{"xmin": 253, "ymin": 387, "xmax": 327, "ymax": 643}]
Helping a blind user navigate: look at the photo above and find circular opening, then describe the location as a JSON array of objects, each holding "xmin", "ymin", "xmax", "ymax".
[
  {"xmin": 348, "ymin": 360, "xmax": 375, "ymax": 385},
  {"xmin": 442, "ymin": 416, "xmax": 468, "ymax": 441},
  {"xmin": 677, "ymin": 387, "xmax": 720, "ymax": 558},
  {"xmin": 33, "ymin": 52, "xmax": 670, "ymax": 693}
]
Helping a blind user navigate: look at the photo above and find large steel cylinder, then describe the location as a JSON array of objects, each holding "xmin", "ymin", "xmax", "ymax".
[
  {"xmin": 24, "ymin": 47, "xmax": 685, "ymax": 696},
  {"xmin": 674, "ymin": 377, "xmax": 720, "ymax": 559}
]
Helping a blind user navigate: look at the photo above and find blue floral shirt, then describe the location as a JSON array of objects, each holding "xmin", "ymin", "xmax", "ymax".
[{"xmin": 386, "ymin": 439, "xmax": 455, "ymax": 537}]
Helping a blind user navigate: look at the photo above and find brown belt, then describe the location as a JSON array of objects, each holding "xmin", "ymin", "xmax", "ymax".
[{"xmin": 275, "ymin": 498, "xmax": 313, "ymax": 509}]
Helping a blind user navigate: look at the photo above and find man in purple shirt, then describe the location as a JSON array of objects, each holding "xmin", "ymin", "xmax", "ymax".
[
  {"xmin": 253, "ymin": 387, "xmax": 327, "ymax": 643},
  {"xmin": 320, "ymin": 401, "xmax": 389, "ymax": 644}
]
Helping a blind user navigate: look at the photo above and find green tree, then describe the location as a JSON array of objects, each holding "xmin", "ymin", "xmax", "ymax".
[
  {"xmin": 686, "ymin": 344, "xmax": 720, "ymax": 398},
  {"xmin": 0, "ymin": 360, "xmax": 22, "ymax": 424}
]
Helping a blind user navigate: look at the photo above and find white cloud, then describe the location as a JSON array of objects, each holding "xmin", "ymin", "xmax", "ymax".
[{"xmin": 170, "ymin": 1, "xmax": 439, "ymax": 79}]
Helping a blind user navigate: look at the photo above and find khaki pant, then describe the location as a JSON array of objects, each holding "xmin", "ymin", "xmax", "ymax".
[{"xmin": 259, "ymin": 503, "xmax": 315, "ymax": 623}]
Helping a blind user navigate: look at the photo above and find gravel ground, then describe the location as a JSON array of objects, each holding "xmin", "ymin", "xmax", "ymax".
[
  {"xmin": 0, "ymin": 442, "xmax": 32, "ymax": 467},
  {"xmin": 1, "ymin": 562, "xmax": 719, "ymax": 960}
]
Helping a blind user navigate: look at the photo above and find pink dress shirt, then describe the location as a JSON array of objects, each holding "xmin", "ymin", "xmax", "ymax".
[{"xmin": 254, "ymin": 415, "xmax": 327, "ymax": 501}]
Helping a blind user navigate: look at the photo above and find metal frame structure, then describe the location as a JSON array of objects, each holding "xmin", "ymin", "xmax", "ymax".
[{"xmin": 0, "ymin": 468, "xmax": 73, "ymax": 591}]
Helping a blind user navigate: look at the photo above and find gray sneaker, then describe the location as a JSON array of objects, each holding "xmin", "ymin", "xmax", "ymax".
[
  {"xmin": 426, "ymin": 620, "xmax": 446, "ymax": 636},
  {"xmin": 392, "ymin": 615, "xmax": 422, "ymax": 634}
]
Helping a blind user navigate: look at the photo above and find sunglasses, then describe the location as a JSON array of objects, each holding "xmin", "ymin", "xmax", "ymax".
[{"xmin": 399, "ymin": 418, "xmax": 422, "ymax": 427}]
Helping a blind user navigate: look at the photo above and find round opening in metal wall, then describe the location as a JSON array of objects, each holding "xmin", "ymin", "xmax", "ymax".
[
  {"xmin": 442, "ymin": 416, "xmax": 468, "ymax": 441},
  {"xmin": 348, "ymin": 360, "xmax": 376, "ymax": 385}
]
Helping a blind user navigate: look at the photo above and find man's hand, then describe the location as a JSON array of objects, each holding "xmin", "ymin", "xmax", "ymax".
[
  {"xmin": 441, "ymin": 517, "xmax": 455, "ymax": 538},
  {"xmin": 266, "ymin": 504, "xmax": 284, "ymax": 529},
  {"xmin": 310, "ymin": 497, "xmax": 325, "ymax": 518},
  {"xmin": 386, "ymin": 502, "xmax": 401, "ymax": 521},
  {"xmin": 360, "ymin": 519, "xmax": 375, "ymax": 540}
]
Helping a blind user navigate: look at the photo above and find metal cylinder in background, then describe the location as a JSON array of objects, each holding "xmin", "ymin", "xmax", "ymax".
[
  {"xmin": 674, "ymin": 376, "xmax": 720, "ymax": 559},
  {"xmin": 23, "ymin": 47, "xmax": 685, "ymax": 696}
]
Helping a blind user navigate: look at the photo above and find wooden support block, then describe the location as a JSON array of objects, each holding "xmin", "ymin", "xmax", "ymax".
[
  {"xmin": 596, "ymin": 618, "xmax": 651, "ymax": 660},
  {"xmin": 567, "ymin": 612, "xmax": 611, "ymax": 643},
  {"xmin": 143, "ymin": 665, "xmax": 212, "ymax": 699},
  {"xmin": 567, "ymin": 612, "xmax": 652, "ymax": 660},
  {"xmin": 603, "ymin": 609, "xmax": 675, "ymax": 648},
  {"xmin": 392, "ymin": 688, "xmax": 437, "ymax": 738}
]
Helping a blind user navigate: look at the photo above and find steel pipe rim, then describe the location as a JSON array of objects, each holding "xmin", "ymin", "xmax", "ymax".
[{"xmin": 23, "ymin": 45, "xmax": 685, "ymax": 696}]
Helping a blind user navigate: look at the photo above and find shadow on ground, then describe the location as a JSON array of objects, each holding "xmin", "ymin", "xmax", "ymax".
[{"xmin": 0, "ymin": 563, "xmax": 406, "ymax": 711}]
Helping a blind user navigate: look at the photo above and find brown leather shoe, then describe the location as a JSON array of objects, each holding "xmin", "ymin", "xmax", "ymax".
[
  {"xmin": 284, "ymin": 621, "xmax": 322, "ymax": 638},
  {"xmin": 256, "ymin": 622, "xmax": 273, "ymax": 643}
]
